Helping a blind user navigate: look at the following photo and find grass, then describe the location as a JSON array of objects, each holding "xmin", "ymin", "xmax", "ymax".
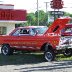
[
  {"xmin": 0, "ymin": 52, "xmax": 72, "ymax": 66},
  {"xmin": 56, "ymin": 54, "xmax": 72, "ymax": 61}
]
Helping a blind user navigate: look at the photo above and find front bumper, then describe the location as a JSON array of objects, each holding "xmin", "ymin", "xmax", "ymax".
[{"xmin": 56, "ymin": 44, "xmax": 72, "ymax": 50}]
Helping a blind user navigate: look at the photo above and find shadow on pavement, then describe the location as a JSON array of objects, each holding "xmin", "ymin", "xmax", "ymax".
[
  {"xmin": 15, "ymin": 60, "xmax": 72, "ymax": 72},
  {"xmin": 0, "ymin": 52, "xmax": 72, "ymax": 72},
  {"xmin": 0, "ymin": 52, "xmax": 45, "ymax": 66}
]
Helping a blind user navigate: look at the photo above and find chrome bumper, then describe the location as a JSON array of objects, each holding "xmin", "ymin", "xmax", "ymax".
[{"xmin": 56, "ymin": 44, "xmax": 72, "ymax": 50}]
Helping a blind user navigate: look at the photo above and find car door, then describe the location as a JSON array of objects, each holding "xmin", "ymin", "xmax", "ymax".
[
  {"xmin": 16, "ymin": 28, "xmax": 38, "ymax": 50},
  {"xmin": 8, "ymin": 28, "xmax": 38, "ymax": 50}
]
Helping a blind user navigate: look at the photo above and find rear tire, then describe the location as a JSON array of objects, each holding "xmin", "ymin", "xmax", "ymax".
[
  {"xmin": 44, "ymin": 50, "xmax": 55, "ymax": 62},
  {"xmin": 1, "ymin": 44, "xmax": 13, "ymax": 55}
]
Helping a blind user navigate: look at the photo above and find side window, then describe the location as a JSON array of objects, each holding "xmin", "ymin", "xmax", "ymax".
[
  {"xmin": 30, "ymin": 29, "xmax": 35, "ymax": 35},
  {"xmin": 12, "ymin": 29, "xmax": 30, "ymax": 36},
  {"xmin": 19, "ymin": 29, "xmax": 29, "ymax": 35},
  {"xmin": 12, "ymin": 29, "xmax": 20, "ymax": 36}
]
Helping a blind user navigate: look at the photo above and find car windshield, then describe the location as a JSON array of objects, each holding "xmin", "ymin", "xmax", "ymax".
[{"xmin": 32, "ymin": 27, "xmax": 48, "ymax": 34}]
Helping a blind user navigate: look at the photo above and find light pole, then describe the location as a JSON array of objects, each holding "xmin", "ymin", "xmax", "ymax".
[
  {"xmin": 37, "ymin": 0, "xmax": 39, "ymax": 26},
  {"xmin": 44, "ymin": 2, "xmax": 49, "ymax": 25}
]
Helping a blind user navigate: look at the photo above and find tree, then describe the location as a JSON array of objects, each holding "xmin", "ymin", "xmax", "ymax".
[
  {"xmin": 64, "ymin": 12, "xmax": 70, "ymax": 16},
  {"xmin": 27, "ymin": 13, "xmax": 36, "ymax": 26},
  {"xmin": 35, "ymin": 10, "xmax": 48, "ymax": 26},
  {"xmin": 16, "ymin": 10, "xmax": 72, "ymax": 27}
]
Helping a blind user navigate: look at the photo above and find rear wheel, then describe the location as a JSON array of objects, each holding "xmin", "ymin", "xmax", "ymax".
[
  {"xmin": 1, "ymin": 44, "xmax": 13, "ymax": 55},
  {"xmin": 44, "ymin": 50, "xmax": 55, "ymax": 61}
]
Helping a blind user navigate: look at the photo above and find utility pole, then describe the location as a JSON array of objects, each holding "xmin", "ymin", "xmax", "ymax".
[
  {"xmin": 44, "ymin": 2, "xmax": 49, "ymax": 25},
  {"xmin": 37, "ymin": 0, "xmax": 39, "ymax": 26}
]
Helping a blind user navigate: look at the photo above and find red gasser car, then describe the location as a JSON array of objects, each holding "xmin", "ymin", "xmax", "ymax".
[{"xmin": 0, "ymin": 17, "xmax": 71, "ymax": 61}]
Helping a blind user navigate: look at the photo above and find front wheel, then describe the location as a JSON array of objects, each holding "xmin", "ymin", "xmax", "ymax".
[
  {"xmin": 1, "ymin": 44, "xmax": 13, "ymax": 55},
  {"xmin": 44, "ymin": 50, "xmax": 55, "ymax": 62},
  {"xmin": 63, "ymin": 49, "xmax": 72, "ymax": 57}
]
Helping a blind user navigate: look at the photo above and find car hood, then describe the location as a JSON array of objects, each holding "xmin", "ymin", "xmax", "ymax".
[{"xmin": 44, "ymin": 18, "xmax": 70, "ymax": 35}]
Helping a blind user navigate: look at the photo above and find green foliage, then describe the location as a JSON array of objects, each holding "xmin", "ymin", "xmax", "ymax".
[
  {"xmin": 64, "ymin": 12, "xmax": 72, "ymax": 17},
  {"xmin": 64, "ymin": 12, "xmax": 70, "ymax": 17},
  {"xmin": 26, "ymin": 10, "xmax": 49, "ymax": 26},
  {"xmin": 27, "ymin": 13, "xmax": 36, "ymax": 26},
  {"xmin": 56, "ymin": 54, "xmax": 72, "ymax": 61},
  {"xmin": 16, "ymin": 10, "xmax": 72, "ymax": 27}
]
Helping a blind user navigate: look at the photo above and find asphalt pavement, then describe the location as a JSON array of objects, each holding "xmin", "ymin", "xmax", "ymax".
[{"xmin": 0, "ymin": 60, "xmax": 72, "ymax": 72}]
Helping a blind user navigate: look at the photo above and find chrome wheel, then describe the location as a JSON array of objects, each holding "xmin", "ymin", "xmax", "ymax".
[
  {"xmin": 1, "ymin": 44, "xmax": 12, "ymax": 55},
  {"xmin": 2, "ymin": 45, "xmax": 9, "ymax": 55},
  {"xmin": 44, "ymin": 50, "xmax": 55, "ymax": 61},
  {"xmin": 45, "ymin": 52, "xmax": 53, "ymax": 61}
]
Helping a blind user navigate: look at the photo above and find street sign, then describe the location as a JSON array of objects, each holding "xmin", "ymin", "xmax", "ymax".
[{"xmin": 50, "ymin": 11, "xmax": 64, "ymax": 15}]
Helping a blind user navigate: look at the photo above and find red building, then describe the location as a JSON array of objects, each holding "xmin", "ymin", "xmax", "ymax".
[{"xmin": 0, "ymin": 4, "xmax": 27, "ymax": 35}]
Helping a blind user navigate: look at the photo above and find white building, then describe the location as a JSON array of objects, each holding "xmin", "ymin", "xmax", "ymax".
[{"xmin": 0, "ymin": 4, "xmax": 27, "ymax": 35}]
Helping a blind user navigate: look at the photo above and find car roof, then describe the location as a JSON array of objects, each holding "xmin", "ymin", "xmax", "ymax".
[{"xmin": 17, "ymin": 26, "xmax": 47, "ymax": 29}]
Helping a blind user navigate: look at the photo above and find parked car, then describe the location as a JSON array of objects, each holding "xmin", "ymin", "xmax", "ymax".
[
  {"xmin": 0, "ymin": 18, "xmax": 71, "ymax": 61},
  {"xmin": 61, "ymin": 24, "xmax": 72, "ymax": 56},
  {"xmin": 61, "ymin": 24, "xmax": 72, "ymax": 36}
]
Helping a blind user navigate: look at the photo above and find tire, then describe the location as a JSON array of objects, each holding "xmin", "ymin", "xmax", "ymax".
[
  {"xmin": 63, "ymin": 49, "xmax": 72, "ymax": 57},
  {"xmin": 44, "ymin": 50, "xmax": 55, "ymax": 62},
  {"xmin": 1, "ymin": 44, "xmax": 13, "ymax": 55}
]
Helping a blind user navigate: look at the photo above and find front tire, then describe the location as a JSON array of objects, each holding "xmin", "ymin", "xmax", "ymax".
[
  {"xmin": 63, "ymin": 49, "xmax": 72, "ymax": 57},
  {"xmin": 44, "ymin": 50, "xmax": 55, "ymax": 61},
  {"xmin": 1, "ymin": 44, "xmax": 13, "ymax": 55}
]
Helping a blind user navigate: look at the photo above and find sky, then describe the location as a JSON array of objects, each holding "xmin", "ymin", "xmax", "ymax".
[{"xmin": 1, "ymin": 0, "xmax": 72, "ymax": 13}]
